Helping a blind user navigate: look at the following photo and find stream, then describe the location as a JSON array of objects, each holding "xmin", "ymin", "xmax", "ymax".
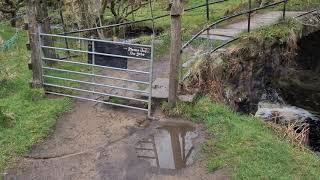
[{"xmin": 256, "ymin": 28, "xmax": 320, "ymax": 152}]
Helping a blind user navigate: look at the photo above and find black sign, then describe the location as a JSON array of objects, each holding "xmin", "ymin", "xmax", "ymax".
[{"xmin": 88, "ymin": 41, "xmax": 151, "ymax": 69}]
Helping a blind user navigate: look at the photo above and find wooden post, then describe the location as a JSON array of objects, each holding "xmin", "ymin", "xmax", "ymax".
[
  {"xmin": 168, "ymin": 0, "xmax": 184, "ymax": 106},
  {"xmin": 38, "ymin": 0, "xmax": 56, "ymax": 59},
  {"xmin": 27, "ymin": 0, "xmax": 43, "ymax": 88}
]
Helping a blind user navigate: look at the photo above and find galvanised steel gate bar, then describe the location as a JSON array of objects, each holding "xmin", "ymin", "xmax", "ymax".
[{"xmin": 39, "ymin": 31, "xmax": 154, "ymax": 117}]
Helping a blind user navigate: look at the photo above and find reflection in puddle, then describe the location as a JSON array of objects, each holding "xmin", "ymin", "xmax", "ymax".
[{"xmin": 135, "ymin": 122, "xmax": 198, "ymax": 170}]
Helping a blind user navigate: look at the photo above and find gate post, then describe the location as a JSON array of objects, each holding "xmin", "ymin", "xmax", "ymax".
[
  {"xmin": 27, "ymin": 0, "xmax": 43, "ymax": 88},
  {"xmin": 168, "ymin": 0, "xmax": 184, "ymax": 106}
]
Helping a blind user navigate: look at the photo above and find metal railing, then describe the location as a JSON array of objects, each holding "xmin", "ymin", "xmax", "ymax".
[
  {"xmin": 39, "ymin": 31, "xmax": 154, "ymax": 116},
  {"xmin": 60, "ymin": 0, "xmax": 230, "ymax": 35},
  {"xmin": 294, "ymin": 8, "xmax": 319, "ymax": 18},
  {"xmin": 182, "ymin": 0, "xmax": 289, "ymax": 50},
  {"xmin": 179, "ymin": 0, "xmax": 290, "ymax": 82}
]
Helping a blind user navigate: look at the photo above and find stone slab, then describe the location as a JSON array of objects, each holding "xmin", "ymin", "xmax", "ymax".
[
  {"xmin": 143, "ymin": 78, "xmax": 198, "ymax": 101},
  {"xmin": 208, "ymin": 28, "xmax": 243, "ymax": 37},
  {"xmin": 178, "ymin": 94, "xmax": 197, "ymax": 102},
  {"xmin": 198, "ymin": 34, "xmax": 233, "ymax": 41},
  {"xmin": 149, "ymin": 78, "xmax": 169, "ymax": 99}
]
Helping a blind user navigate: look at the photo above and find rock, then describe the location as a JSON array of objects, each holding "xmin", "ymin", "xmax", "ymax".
[
  {"xmin": 149, "ymin": 78, "xmax": 169, "ymax": 99},
  {"xmin": 255, "ymin": 102, "xmax": 319, "ymax": 123},
  {"xmin": 153, "ymin": 39, "xmax": 163, "ymax": 45}
]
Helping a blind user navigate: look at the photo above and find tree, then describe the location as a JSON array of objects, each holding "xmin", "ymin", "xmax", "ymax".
[
  {"xmin": 256, "ymin": 0, "xmax": 274, "ymax": 7},
  {"xmin": 63, "ymin": 0, "xmax": 100, "ymax": 34},
  {"xmin": 0, "ymin": 0, "xmax": 25, "ymax": 27},
  {"xmin": 100, "ymin": 0, "xmax": 150, "ymax": 24}
]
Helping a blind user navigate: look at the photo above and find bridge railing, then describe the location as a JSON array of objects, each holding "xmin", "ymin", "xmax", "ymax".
[
  {"xmin": 182, "ymin": 0, "xmax": 291, "ymax": 51},
  {"xmin": 180, "ymin": 0, "xmax": 290, "ymax": 82}
]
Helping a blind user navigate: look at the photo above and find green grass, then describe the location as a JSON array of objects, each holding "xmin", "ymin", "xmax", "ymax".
[
  {"xmin": 238, "ymin": 18, "xmax": 303, "ymax": 43},
  {"xmin": 162, "ymin": 97, "xmax": 320, "ymax": 179},
  {"xmin": 286, "ymin": 0, "xmax": 320, "ymax": 11},
  {"xmin": 0, "ymin": 23, "xmax": 72, "ymax": 172}
]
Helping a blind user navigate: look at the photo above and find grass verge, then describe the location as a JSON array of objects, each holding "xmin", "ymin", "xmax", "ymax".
[
  {"xmin": 162, "ymin": 97, "xmax": 320, "ymax": 179},
  {"xmin": 0, "ymin": 24, "xmax": 72, "ymax": 172}
]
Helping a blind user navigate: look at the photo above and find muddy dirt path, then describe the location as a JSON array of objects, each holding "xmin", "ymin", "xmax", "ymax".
[
  {"xmin": 5, "ymin": 57, "xmax": 229, "ymax": 180},
  {"xmin": 5, "ymin": 104, "xmax": 228, "ymax": 180}
]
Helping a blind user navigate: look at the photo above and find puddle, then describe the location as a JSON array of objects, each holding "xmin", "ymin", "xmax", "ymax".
[{"xmin": 135, "ymin": 122, "xmax": 198, "ymax": 170}]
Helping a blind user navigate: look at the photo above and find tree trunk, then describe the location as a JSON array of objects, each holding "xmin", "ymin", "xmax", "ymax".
[
  {"xmin": 10, "ymin": 11, "xmax": 17, "ymax": 27},
  {"xmin": 27, "ymin": 0, "xmax": 43, "ymax": 88}
]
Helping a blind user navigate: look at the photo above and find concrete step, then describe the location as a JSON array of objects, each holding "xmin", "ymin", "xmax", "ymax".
[
  {"xmin": 143, "ymin": 78, "xmax": 169, "ymax": 99},
  {"xmin": 198, "ymin": 34, "xmax": 234, "ymax": 41}
]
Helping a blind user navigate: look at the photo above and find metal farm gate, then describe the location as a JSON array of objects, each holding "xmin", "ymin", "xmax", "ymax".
[{"xmin": 39, "ymin": 32, "xmax": 154, "ymax": 117}]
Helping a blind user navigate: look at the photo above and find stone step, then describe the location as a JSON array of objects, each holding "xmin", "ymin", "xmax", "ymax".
[
  {"xmin": 198, "ymin": 34, "xmax": 234, "ymax": 41},
  {"xmin": 142, "ymin": 78, "xmax": 197, "ymax": 102},
  {"xmin": 142, "ymin": 78, "xmax": 169, "ymax": 99},
  {"xmin": 208, "ymin": 28, "xmax": 243, "ymax": 37}
]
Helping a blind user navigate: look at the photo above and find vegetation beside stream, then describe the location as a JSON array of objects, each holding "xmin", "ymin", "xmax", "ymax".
[{"xmin": 163, "ymin": 97, "xmax": 320, "ymax": 179}]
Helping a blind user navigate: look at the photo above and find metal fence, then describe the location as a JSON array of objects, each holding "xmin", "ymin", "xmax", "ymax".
[
  {"xmin": 39, "ymin": 31, "xmax": 154, "ymax": 117},
  {"xmin": 182, "ymin": 0, "xmax": 289, "ymax": 50},
  {"xmin": 60, "ymin": 0, "xmax": 229, "ymax": 36},
  {"xmin": 180, "ymin": 0, "xmax": 290, "ymax": 81}
]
